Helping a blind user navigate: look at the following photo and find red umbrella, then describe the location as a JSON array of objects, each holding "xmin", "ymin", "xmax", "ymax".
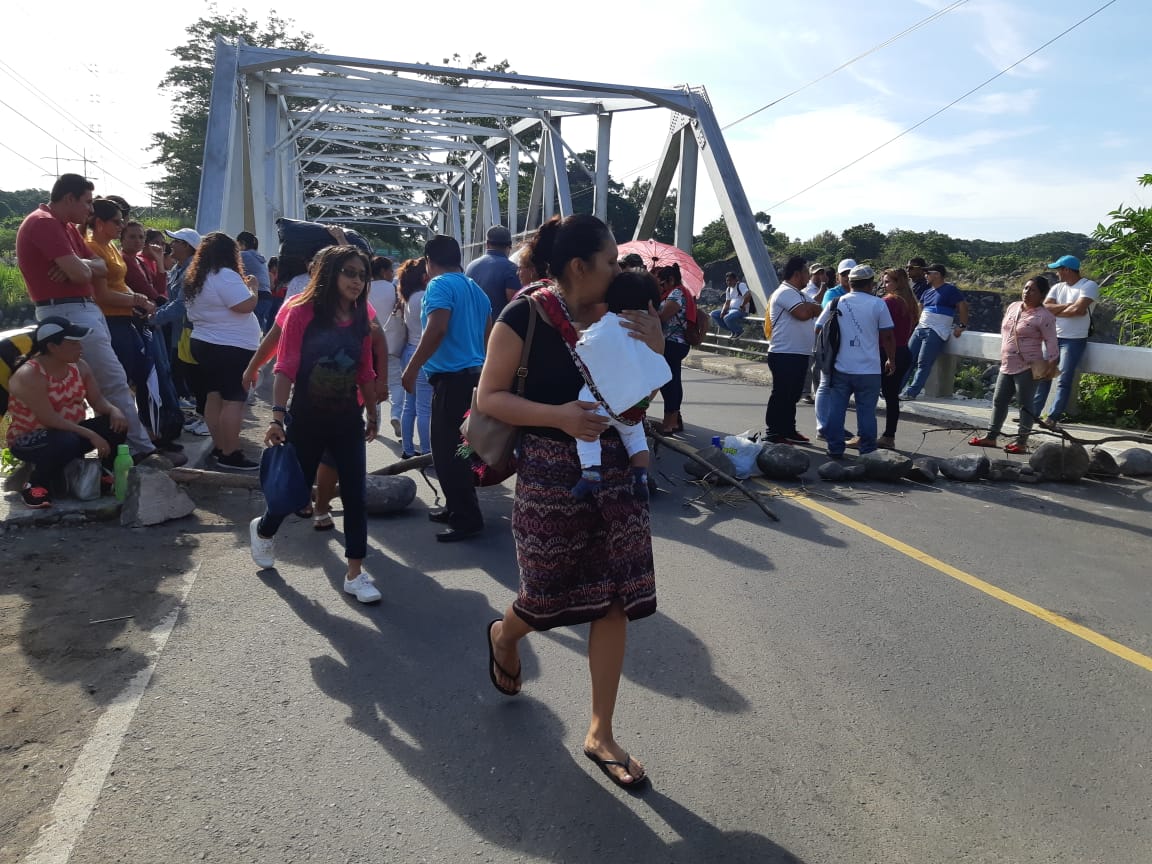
[{"xmin": 616, "ymin": 239, "xmax": 705, "ymax": 297}]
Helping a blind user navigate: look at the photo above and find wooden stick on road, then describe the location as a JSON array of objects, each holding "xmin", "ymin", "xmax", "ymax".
[{"xmin": 649, "ymin": 427, "xmax": 780, "ymax": 522}]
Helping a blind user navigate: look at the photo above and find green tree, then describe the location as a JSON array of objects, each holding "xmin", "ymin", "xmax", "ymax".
[
  {"xmin": 151, "ymin": 6, "xmax": 321, "ymax": 212},
  {"xmin": 1091, "ymin": 173, "xmax": 1152, "ymax": 347},
  {"xmin": 883, "ymin": 229, "xmax": 958, "ymax": 269},
  {"xmin": 841, "ymin": 222, "xmax": 886, "ymax": 262}
]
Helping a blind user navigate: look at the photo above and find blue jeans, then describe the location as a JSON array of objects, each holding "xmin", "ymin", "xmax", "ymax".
[
  {"xmin": 902, "ymin": 326, "xmax": 947, "ymax": 398},
  {"xmin": 1032, "ymin": 337, "xmax": 1087, "ymax": 420},
  {"xmin": 255, "ymin": 293, "xmax": 276, "ymax": 334},
  {"xmin": 399, "ymin": 343, "xmax": 432, "ymax": 455},
  {"xmin": 824, "ymin": 371, "xmax": 882, "ymax": 456},
  {"xmin": 710, "ymin": 308, "xmax": 746, "ymax": 337}
]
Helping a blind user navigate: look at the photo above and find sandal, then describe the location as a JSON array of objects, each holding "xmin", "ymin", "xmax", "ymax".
[
  {"xmin": 582, "ymin": 748, "xmax": 648, "ymax": 790},
  {"xmin": 968, "ymin": 436, "xmax": 998, "ymax": 448},
  {"xmin": 486, "ymin": 619, "xmax": 521, "ymax": 696},
  {"xmin": 1004, "ymin": 442, "xmax": 1029, "ymax": 454},
  {"xmin": 295, "ymin": 505, "xmax": 314, "ymax": 518},
  {"xmin": 313, "ymin": 511, "xmax": 335, "ymax": 531}
]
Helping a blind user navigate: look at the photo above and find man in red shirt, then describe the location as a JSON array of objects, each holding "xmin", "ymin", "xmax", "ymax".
[{"xmin": 16, "ymin": 174, "xmax": 158, "ymax": 458}]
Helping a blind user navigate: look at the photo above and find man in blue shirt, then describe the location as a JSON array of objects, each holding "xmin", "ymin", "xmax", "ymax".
[
  {"xmin": 465, "ymin": 225, "xmax": 520, "ymax": 316},
  {"xmin": 402, "ymin": 235, "xmax": 492, "ymax": 541},
  {"xmin": 900, "ymin": 262, "xmax": 969, "ymax": 400}
]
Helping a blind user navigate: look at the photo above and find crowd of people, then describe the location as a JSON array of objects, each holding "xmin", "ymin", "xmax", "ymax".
[
  {"xmin": 751, "ymin": 252, "xmax": 1097, "ymax": 459},
  {"xmin": 7, "ymin": 175, "xmax": 1100, "ymax": 791}
]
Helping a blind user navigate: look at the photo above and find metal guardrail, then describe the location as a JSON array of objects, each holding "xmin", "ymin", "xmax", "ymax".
[{"xmin": 696, "ymin": 314, "xmax": 1152, "ymax": 400}]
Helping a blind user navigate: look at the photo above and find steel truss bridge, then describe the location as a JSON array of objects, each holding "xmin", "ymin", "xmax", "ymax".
[{"xmin": 198, "ymin": 37, "xmax": 778, "ymax": 298}]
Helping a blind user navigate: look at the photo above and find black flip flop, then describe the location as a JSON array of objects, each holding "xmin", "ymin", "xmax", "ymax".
[
  {"xmin": 583, "ymin": 748, "xmax": 648, "ymax": 790},
  {"xmin": 486, "ymin": 618, "xmax": 521, "ymax": 696}
]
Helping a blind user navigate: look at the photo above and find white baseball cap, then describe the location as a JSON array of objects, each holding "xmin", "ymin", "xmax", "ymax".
[
  {"xmin": 165, "ymin": 228, "xmax": 202, "ymax": 249},
  {"xmin": 837, "ymin": 258, "xmax": 857, "ymax": 274}
]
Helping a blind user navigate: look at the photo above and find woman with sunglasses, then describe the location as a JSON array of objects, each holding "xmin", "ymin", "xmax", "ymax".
[{"xmin": 249, "ymin": 246, "xmax": 382, "ymax": 603}]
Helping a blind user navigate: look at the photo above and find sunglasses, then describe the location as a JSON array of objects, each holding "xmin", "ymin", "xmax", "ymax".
[{"xmin": 339, "ymin": 267, "xmax": 368, "ymax": 281}]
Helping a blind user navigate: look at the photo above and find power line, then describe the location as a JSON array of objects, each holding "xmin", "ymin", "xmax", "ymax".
[
  {"xmin": 765, "ymin": 0, "xmax": 1121, "ymax": 212},
  {"xmin": 611, "ymin": 0, "xmax": 970, "ymax": 184},
  {"xmin": 0, "ymin": 138, "xmax": 47, "ymax": 173},
  {"xmin": 0, "ymin": 59, "xmax": 144, "ymax": 170},
  {"xmin": 0, "ymin": 97, "xmax": 151, "ymax": 199},
  {"xmin": 722, "ymin": 0, "xmax": 970, "ymax": 131}
]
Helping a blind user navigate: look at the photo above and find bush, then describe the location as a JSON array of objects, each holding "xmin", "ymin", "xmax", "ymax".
[
  {"xmin": 1076, "ymin": 374, "xmax": 1150, "ymax": 429},
  {"xmin": 953, "ymin": 360, "xmax": 993, "ymax": 399}
]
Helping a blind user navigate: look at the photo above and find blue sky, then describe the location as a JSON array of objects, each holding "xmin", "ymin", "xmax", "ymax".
[{"xmin": 3, "ymin": 0, "xmax": 1147, "ymax": 242}]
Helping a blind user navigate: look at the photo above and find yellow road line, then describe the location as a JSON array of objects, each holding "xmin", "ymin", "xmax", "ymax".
[{"xmin": 765, "ymin": 484, "xmax": 1152, "ymax": 674}]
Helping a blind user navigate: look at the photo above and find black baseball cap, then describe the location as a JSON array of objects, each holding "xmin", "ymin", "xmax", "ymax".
[{"xmin": 34, "ymin": 316, "xmax": 91, "ymax": 345}]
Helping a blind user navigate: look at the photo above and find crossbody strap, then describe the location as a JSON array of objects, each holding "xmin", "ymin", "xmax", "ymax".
[{"xmin": 513, "ymin": 296, "xmax": 538, "ymax": 396}]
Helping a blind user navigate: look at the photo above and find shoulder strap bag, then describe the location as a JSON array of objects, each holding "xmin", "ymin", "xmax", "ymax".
[{"xmin": 459, "ymin": 296, "xmax": 538, "ymax": 471}]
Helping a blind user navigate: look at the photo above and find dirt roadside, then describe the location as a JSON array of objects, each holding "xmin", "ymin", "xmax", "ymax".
[{"xmin": 0, "ymin": 485, "xmax": 264, "ymax": 863}]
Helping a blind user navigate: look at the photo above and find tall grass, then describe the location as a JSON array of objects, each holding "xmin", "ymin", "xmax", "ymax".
[{"xmin": 0, "ymin": 262, "xmax": 25, "ymax": 307}]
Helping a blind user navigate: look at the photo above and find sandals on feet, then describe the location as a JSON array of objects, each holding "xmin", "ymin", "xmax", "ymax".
[
  {"xmin": 313, "ymin": 511, "xmax": 335, "ymax": 531},
  {"xmin": 486, "ymin": 618, "xmax": 521, "ymax": 696},
  {"xmin": 583, "ymin": 748, "xmax": 648, "ymax": 790},
  {"xmin": 1004, "ymin": 442, "xmax": 1029, "ymax": 454},
  {"xmin": 968, "ymin": 436, "xmax": 998, "ymax": 448}
]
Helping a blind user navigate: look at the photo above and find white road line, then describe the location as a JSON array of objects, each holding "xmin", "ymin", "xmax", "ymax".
[{"xmin": 22, "ymin": 564, "xmax": 201, "ymax": 864}]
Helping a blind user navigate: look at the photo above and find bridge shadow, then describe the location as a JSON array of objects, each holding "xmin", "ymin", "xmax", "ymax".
[{"xmin": 259, "ymin": 565, "xmax": 805, "ymax": 864}]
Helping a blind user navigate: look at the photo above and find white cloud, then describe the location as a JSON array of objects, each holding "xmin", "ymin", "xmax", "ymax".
[{"xmin": 954, "ymin": 89, "xmax": 1040, "ymax": 115}]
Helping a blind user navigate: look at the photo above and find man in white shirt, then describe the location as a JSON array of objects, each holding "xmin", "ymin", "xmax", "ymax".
[
  {"xmin": 710, "ymin": 271, "xmax": 752, "ymax": 338},
  {"xmin": 814, "ymin": 264, "xmax": 896, "ymax": 458},
  {"xmin": 765, "ymin": 256, "xmax": 822, "ymax": 443},
  {"xmin": 1033, "ymin": 254, "xmax": 1099, "ymax": 422}
]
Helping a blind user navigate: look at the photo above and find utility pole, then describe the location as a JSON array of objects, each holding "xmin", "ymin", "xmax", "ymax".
[{"xmin": 40, "ymin": 149, "xmax": 100, "ymax": 181}]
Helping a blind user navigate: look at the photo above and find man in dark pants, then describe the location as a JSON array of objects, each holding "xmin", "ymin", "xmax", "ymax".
[
  {"xmin": 765, "ymin": 255, "xmax": 822, "ymax": 443},
  {"xmin": 402, "ymin": 235, "xmax": 492, "ymax": 542}
]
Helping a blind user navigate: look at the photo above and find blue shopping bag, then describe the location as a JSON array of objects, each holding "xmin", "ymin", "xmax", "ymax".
[{"xmin": 259, "ymin": 443, "xmax": 311, "ymax": 516}]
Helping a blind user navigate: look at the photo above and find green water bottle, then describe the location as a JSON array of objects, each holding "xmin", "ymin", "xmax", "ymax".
[{"xmin": 113, "ymin": 444, "xmax": 133, "ymax": 502}]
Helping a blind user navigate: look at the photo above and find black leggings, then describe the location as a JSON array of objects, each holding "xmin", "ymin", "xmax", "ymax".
[
  {"xmin": 880, "ymin": 346, "xmax": 913, "ymax": 438},
  {"xmin": 8, "ymin": 416, "xmax": 127, "ymax": 487},
  {"xmin": 659, "ymin": 339, "xmax": 691, "ymax": 413},
  {"xmin": 257, "ymin": 416, "xmax": 368, "ymax": 560}
]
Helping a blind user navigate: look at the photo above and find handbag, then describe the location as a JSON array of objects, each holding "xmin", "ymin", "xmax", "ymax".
[
  {"xmin": 383, "ymin": 298, "xmax": 408, "ymax": 356},
  {"xmin": 459, "ymin": 296, "xmax": 539, "ymax": 475},
  {"xmin": 259, "ymin": 442, "xmax": 312, "ymax": 516}
]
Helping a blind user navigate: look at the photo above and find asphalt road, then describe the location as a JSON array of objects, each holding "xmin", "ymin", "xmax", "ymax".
[{"xmin": 14, "ymin": 369, "xmax": 1152, "ymax": 864}]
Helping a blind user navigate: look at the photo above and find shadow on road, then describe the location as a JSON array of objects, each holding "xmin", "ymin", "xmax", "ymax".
[{"xmin": 260, "ymin": 564, "xmax": 804, "ymax": 863}]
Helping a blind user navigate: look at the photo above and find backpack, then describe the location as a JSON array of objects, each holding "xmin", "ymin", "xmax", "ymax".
[
  {"xmin": 0, "ymin": 326, "xmax": 36, "ymax": 418},
  {"xmin": 680, "ymin": 290, "xmax": 710, "ymax": 347},
  {"xmin": 813, "ymin": 297, "xmax": 842, "ymax": 376}
]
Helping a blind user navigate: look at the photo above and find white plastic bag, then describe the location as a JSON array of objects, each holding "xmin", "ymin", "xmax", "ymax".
[
  {"xmin": 64, "ymin": 457, "xmax": 102, "ymax": 501},
  {"xmin": 721, "ymin": 435, "xmax": 761, "ymax": 479}
]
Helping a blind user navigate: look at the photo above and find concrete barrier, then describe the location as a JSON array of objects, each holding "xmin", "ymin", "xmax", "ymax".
[{"xmin": 700, "ymin": 317, "xmax": 1152, "ymax": 407}]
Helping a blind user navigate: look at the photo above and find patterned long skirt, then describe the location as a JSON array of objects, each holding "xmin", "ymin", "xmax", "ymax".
[{"xmin": 511, "ymin": 431, "xmax": 657, "ymax": 630}]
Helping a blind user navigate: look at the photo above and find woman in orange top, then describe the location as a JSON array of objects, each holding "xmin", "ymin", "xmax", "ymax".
[
  {"xmin": 6, "ymin": 317, "xmax": 127, "ymax": 509},
  {"xmin": 85, "ymin": 198, "xmax": 156, "ymax": 432}
]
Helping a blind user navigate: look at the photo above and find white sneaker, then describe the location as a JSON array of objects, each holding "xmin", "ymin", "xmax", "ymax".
[
  {"xmin": 344, "ymin": 571, "xmax": 381, "ymax": 603},
  {"xmin": 249, "ymin": 517, "xmax": 275, "ymax": 569},
  {"xmin": 185, "ymin": 418, "xmax": 211, "ymax": 436}
]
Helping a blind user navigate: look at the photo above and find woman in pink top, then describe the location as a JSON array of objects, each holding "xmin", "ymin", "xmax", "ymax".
[
  {"xmin": 969, "ymin": 276, "xmax": 1059, "ymax": 454},
  {"xmin": 248, "ymin": 246, "xmax": 383, "ymax": 604}
]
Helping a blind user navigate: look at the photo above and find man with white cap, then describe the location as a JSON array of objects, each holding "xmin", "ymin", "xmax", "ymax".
[
  {"xmin": 812, "ymin": 258, "xmax": 856, "ymax": 435},
  {"xmin": 1033, "ymin": 255, "xmax": 1098, "ymax": 423},
  {"xmin": 15, "ymin": 174, "xmax": 159, "ymax": 460},
  {"xmin": 814, "ymin": 264, "xmax": 896, "ymax": 458}
]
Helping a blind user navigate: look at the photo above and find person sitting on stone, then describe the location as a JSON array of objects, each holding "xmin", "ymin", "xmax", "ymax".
[
  {"xmin": 570, "ymin": 271, "xmax": 670, "ymax": 500},
  {"xmin": 4, "ymin": 317, "xmax": 128, "ymax": 509}
]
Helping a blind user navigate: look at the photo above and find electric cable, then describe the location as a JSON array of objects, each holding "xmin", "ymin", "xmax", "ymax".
[{"xmin": 765, "ymin": 0, "xmax": 1121, "ymax": 212}]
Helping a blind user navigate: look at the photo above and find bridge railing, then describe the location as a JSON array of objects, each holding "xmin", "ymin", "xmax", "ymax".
[{"xmin": 696, "ymin": 314, "xmax": 1152, "ymax": 403}]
